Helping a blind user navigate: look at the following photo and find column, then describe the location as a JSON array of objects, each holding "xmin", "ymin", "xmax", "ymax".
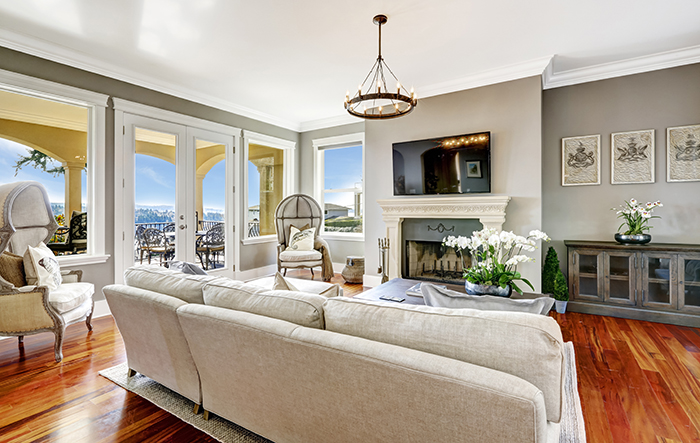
[
  {"xmin": 196, "ymin": 173, "xmax": 205, "ymax": 229},
  {"xmin": 63, "ymin": 161, "xmax": 84, "ymax": 217}
]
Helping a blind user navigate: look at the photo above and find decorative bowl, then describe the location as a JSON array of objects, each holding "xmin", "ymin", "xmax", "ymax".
[{"xmin": 614, "ymin": 233, "xmax": 651, "ymax": 245}]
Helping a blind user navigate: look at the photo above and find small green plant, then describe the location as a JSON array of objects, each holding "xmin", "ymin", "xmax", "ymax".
[
  {"xmin": 542, "ymin": 246, "xmax": 560, "ymax": 295},
  {"xmin": 553, "ymin": 270, "xmax": 569, "ymax": 301}
]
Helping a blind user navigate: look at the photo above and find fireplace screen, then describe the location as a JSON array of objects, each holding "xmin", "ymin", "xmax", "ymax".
[{"xmin": 405, "ymin": 240, "xmax": 471, "ymax": 284}]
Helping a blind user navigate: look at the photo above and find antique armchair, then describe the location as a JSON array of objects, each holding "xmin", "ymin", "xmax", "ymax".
[
  {"xmin": 274, "ymin": 194, "xmax": 333, "ymax": 281},
  {"xmin": 0, "ymin": 181, "xmax": 94, "ymax": 362}
]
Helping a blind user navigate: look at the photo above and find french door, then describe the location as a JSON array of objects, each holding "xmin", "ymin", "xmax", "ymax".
[{"xmin": 118, "ymin": 113, "xmax": 236, "ymax": 278}]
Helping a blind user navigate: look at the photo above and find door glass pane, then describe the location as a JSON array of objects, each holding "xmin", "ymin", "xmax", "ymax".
[
  {"xmin": 648, "ymin": 282, "xmax": 671, "ymax": 304},
  {"xmin": 683, "ymin": 259, "xmax": 700, "ymax": 308},
  {"xmin": 610, "ymin": 279, "xmax": 630, "ymax": 300},
  {"xmin": 248, "ymin": 143, "xmax": 284, "ymax": 237},
  {"xmin": 648, "ymin": 257, "xmax": 671, "ymax": 281},
  {"xmin": 134, "ymin": 128, "xmax": 176, "ymax": 266},
  {"xmin": 579, "ymin": 276, "xmax": 598, "ymax": 296},
  {"xmin": 579, "ymin": 254, "xmax": 597, "ymax": 274},
  {"xmin": 610, "ymin": 256, "xmax": 629, "ymax": 276},
  {"xmin": 196, "ymin": 139, "xmax": 226, "ymax": 270}
]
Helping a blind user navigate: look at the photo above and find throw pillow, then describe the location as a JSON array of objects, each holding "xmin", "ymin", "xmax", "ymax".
[
  {"xmin": 421, "ymin": 282, "xmax": 554, "ymax": 315},
  {"xmin": 286, "ymin": 226, "xmax": 315, "ymax": 251},
  {"xmin": 23, "ymin": 242, "xmax": 63, "ymax": 291},
  {"xmin": 272, "ymin": 272, "xmax": 339, "ymax": 298},
  {"xmin": 167, "ymin": 260, "xmax": 208, "ymax": 275},
  {"xmin": 0, "ymin": 251, "xmax": 27, "ymax": 287}
]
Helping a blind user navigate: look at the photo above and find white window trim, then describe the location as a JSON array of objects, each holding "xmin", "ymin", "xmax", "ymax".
[
  {"xmin": 0, "ymin": 68, "xmax": 110, "ymax": 266},
  {"xmin": 112, "ymin": 98, "xmax": 242, "ymax": 283},
  {"xmin": 241, "ymin": 130, "xmax": 296, "ymax": 245},
  {"xmin": 312, "ymin": 132, "xmax": 365, "ymax": 241}
]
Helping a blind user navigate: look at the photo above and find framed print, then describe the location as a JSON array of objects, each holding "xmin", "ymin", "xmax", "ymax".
[
  {"xmin": 611, "ymin": 129, "xmax": 655, "ymax": 184},
  {"xmin": 667, "ymin": 124, "xmax": 700, "ymax": 182},
  {"xmin": 562, "ymin": 134, "xmax": 601, "ymax": 186},
  {"xmin": 466, "ymin": 160, "xmax": 482, "ymax": 178}
]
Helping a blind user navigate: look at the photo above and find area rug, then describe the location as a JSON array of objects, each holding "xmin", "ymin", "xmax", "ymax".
[
  {"xmin": 101, "ymin": 343, "xmax": 586, "ymax": 443},
  {"xmin": 99, "ymin": 363, "xmax": 271, "ymax": 443}
]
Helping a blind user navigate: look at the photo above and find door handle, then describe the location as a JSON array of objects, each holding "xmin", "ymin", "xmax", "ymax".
[{"xmin": 179, "ymin": 224, "xmax": 187, "ymax": 230}]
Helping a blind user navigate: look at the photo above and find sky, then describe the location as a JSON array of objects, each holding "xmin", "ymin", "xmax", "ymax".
[{"xmin": 0, "ymin": 138, "xmax": 87, "ymax": 209}]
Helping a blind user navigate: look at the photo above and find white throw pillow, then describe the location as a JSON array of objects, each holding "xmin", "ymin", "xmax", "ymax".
[
  {"xmin": 272, "ymin": 272, "xmax": 339, "ymax": 298},
  {"xmin": 286, "ymin": 226, "xmax": 315, "ymax": 251},
  {"xmin": 23, "ymin": 242, "xmax": 63, "ymax": 291},
  {"xmin": 421, "ymin": 282, "xmax": 554, "ymax": 315}
]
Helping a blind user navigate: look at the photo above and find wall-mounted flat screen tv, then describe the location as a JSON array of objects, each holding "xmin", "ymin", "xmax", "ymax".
[{"xmin": 392, "ymin": 131, "xmax": 491, "ymax": 195}]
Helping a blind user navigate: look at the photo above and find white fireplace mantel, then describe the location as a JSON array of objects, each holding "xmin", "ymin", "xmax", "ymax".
[{"xmin": 376, "ymin": 195, "xmax": 511, "ymax": 280}]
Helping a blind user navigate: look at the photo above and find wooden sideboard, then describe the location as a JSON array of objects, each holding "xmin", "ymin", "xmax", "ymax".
[{"xmin": 565, "ymin": 241, "xmax": 700, "ymax": 327}]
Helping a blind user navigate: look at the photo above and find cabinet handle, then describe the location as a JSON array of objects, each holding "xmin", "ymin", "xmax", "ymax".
[
  {"xmin": 635, "ymin": 289, "xmax": 637, "ymax": 300},
  {"xmin": 573, "ymin": 255, "xmax": 576, "ymax": 265}
]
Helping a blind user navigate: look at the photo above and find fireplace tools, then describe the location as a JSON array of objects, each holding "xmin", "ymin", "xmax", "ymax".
[{"xmin": 378, "ymin": 238, "xmax": 389, "ymax": 284}]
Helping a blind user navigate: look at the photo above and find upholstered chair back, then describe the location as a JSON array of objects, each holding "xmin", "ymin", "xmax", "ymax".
[
  {"xmin": 0, "ymin": 181, "xmax": 58, "ymax": 257},
  {"xmin": 274, "ymin": 194, "xmax": 322, "ymax": 247}
]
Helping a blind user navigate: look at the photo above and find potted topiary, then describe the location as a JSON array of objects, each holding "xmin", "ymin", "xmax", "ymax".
[
  {"xmin": 542, "ymin": 246, "xmax": 560, "ymax": 296},
  {"xmin": 553, "ymin": 270, "xmax": 569, "ymax": 313}
]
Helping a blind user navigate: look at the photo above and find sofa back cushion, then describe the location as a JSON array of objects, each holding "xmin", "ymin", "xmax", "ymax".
[
  {"xmin": 323, "ymin": 297, "xmax": 565, "ymax": 423},
  {"xmin": 203, "ymin": 279, "xmax": 326, "ymax": 329},
  {"xmin": 124, "ymin": 265, "xmax": 223, "ymax": 304}
]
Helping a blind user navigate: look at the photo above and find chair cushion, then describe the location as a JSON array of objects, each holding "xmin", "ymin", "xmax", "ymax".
[
  {"xmin": 203, "ymin": 279, "xmax": 327, "ymax": 329},
  {"xmin": 279, "ymin": 249, "xmax": 322, "ymax": 262},
  {"xmin": 286, "ymin": 226, "xmax": 315, "ymax": 251},
  {"xmin": 271, "ymin": 272, "xmax": 339, "ymax": 298},
  {"xmin": 0, "ymin": 251, "xmax": 26, "ymax": 287},
  {"xmin": 23, "ymin": 242, "xmax": 62, "ymax": 290},
  {"xmin": 421, "ymin": 283, "xmax": 555, "ymax": 315},
  {"xmin": 323, "ymin": 297, "xmax": 565, "ymax": 423},
  {"xmin": 49, "ymin": 282, "xmax": 94, "ymax": 313}
]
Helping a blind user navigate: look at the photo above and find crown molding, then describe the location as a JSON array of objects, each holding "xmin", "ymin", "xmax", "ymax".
[
  {"xmin": 417, "ymin": 56, "xmax": 554, "ymax": 99},
  {"xmin": 544, "ymin": 44, "xmax": 700, "ymax": 89},
  {"xmin": 299, "ymin": 114, "xmax": 361, "ymax": 132},
  {"xmin": 0, "ymin": 29, "xmax": 301, "ymax": 132}
]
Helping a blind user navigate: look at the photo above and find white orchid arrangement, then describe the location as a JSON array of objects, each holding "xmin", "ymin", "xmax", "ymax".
[
  {"xmin": 443, "ymin": 228, "xmax": 550, "ymax": 294},
  {"xmin": 612, "ymin": 198, "xmax": 662, "ymax": 235}
]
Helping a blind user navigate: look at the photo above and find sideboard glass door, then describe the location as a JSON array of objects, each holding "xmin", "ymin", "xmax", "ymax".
[
  {"xmin": 641, "ymin": 252, "xmax": 677, "ymax": 310},
  {"xmin": 604, "ymin": 252, "xmax": 636, "ymax": 306},
  {"xmin": 571, "ymin": 250, "xmax": 603, "ymax": 302},
  {"xmin": 679, "ymin": 254, "xmax": 700, "ymax": 314}
]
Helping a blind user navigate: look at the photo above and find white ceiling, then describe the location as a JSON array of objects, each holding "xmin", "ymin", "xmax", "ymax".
[{"xmin": 1, "ymin": 0, "xmax": 699, "ymax": 131}]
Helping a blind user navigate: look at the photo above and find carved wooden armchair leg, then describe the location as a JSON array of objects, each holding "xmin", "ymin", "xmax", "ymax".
[
  {"xmin": 283, "ymin": 268, "xmax": 287, "ymax": 276},
  {"xmin": 86, "ymin": 299, "xmax": 95, "ymax": 331},
  {"xmin": 18, "ymin": 336, "xmax": 24, "ymax": 344},
  {"xmin": 310, "ymin": 268, "xmax": 315, "ymax": 278},
  {"xmin": 53, "ymin": 326, "xmax": 65, "ymax": 362}
]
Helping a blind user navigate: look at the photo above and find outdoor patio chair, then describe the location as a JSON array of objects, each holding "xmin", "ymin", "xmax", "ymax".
[
  {"xmin": 196, "ymin": 223, "xmax": 225, "ymax": 270},
  {"xmin": 140, "ymin": 227, "xmax": 172, "ymax": 265},
  {"xmin": 48, "ymin": 211, "xmax": 87, "ymax": 254}
]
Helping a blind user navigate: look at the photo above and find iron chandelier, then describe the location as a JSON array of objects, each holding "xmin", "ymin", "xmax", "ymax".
[{"xmin": 344, "ymin": 14, "xmax": 417, "ymax": 119}]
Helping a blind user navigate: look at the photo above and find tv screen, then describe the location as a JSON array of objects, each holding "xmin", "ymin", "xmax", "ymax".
[{"xmin": 392, "ymin": 131, "xmax": 491, "ymax": 195}]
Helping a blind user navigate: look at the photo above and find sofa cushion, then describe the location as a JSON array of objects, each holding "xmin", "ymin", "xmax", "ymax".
[
  {"xmin": 203, "ymin": 279, "xmax": 326, "ymax": 329},
  {"xmin": 0, "ymin": 251, "xmax": 26, "ymax": 287},
  {"xmin": 323, "ymin": 297, "xmax": 565, "ymax": 423},
  {"xmin": 124, "ymin": 265, "xmax": 223, "ymax": 304},
  {"xmin": 279, "ymin": 249, "xmax": 323, "ymax": 262},
  {"xmin": 248, "ymin": 275, "xmax": 344, "ymax": 297},
  {"xmin": 421, "ymin": 282, "xmax": 555, "ymax": 315},
  {"xmin": 272, "ymin": 272, "xmax": 339, "ymax": 298},
  {"xmin": 49, "ymin": 282, "xmax": 94, "ymax": 313},
  {"xmin": 286, "ymin": 225, "xmax": 315, "ymax": 251}
]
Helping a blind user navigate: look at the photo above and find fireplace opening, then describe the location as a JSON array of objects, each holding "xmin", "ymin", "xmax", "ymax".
[{"xmin": 405, "ymin": 240, "xmax": 470, "ymax": 284}]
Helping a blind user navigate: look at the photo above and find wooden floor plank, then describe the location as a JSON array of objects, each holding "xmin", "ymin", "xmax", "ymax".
[{"xmin": 1, "ymin": 273, "xmax": 699, "ymax": 442}]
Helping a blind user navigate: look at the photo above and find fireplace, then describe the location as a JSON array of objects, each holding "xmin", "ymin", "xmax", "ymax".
[
  {"xmin": 402, "ymin": 218, "xmax": 481, "ymax": 284},
  {"xmin": 376, "ymin": 196, "xmax": 510, "ymax": 282}
]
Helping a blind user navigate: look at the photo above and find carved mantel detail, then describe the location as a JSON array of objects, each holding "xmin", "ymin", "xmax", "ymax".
[{"xmin": 376, "ymin": 196, "xmax": 511, "ymax": 280}]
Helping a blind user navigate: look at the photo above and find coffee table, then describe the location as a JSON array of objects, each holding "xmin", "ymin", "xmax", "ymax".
[{"xmin": 354, "ymin": 278, "xmax": 542, "ymax": 305}]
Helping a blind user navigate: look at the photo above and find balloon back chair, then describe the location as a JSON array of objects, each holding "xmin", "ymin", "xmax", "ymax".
[
  {"xmin": 0, "ymin": 181, "xmax": 94, "ymax": 362},
  {"xmin": 274, "ymin": 194, "xmax": 332, "ymax": 281}
]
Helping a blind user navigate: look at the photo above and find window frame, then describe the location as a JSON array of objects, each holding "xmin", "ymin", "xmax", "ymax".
[
  {"xmin": 0, "ymin": 68, "xmax": 109, "ymax": 266},
  {"xmin": 312, "ymin": 132, "xmax": 365, "ymax": 241},
  {"xmin": 241, "ymin": 130, "xmax": 296, "ymax": 245}
]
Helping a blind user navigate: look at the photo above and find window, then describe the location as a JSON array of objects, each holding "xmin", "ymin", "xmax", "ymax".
[
  {"xmin": 0, "ymin": 69, "xmax": 108, "ymax": 264},
  {"xmin": 243, "ymin": 131, "xmax": 295, "ymax": 243},
  {"xmin": 313, "ymin": 133, "xmax": 364, "ymax": 237}
]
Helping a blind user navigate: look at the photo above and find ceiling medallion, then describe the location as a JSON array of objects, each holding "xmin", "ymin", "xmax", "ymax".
[{"xmin": 344, "ymin": 14, "xmax": 417, "ymax": 120}]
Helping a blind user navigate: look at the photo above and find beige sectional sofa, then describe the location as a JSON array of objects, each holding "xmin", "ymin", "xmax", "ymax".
[{"xmin": 104, "ymin": 266, "xmax": 568, "ymax": 443}]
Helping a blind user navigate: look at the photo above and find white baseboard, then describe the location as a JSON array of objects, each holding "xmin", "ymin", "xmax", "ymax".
[
  {"xmin": 93, "ymin": 299, "xmax": 111, "ymax": 319},
  {"xmin": 332, "ymin": 262, "xmax": 345, "ymax": 273},
  {"xmin": 363, "ymin": 274, "xmax": 383, "ymax": 287},
  {"xmin": 235, "ymin": 264, "xmax": 278, "ymax": 282}
]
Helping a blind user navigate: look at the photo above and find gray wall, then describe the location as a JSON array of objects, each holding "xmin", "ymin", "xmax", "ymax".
[
  {"xmin": 364, "ymin": 76, "xmax": 544, "ymax": 290},
  {"xmin": 543, "ymin": 62, "xmax": 700, "ymax": 271},
  {"xmin": 0, "ymin": 47, "xmax": 300, "ymax": 298},
  {"xmin": 299, "ymin": 122, "xmax": 366, "ymax": 263}
]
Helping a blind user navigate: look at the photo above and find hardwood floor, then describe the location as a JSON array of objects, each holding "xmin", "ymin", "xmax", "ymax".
[{"xmin": 1, "ymin": 272, "xmax": 698, "ymax": 442}]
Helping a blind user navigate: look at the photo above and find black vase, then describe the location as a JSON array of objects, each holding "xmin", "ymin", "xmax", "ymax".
[{"xmin": 614, "ymin": 233, "xmax": 651, "ymax": 245}]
